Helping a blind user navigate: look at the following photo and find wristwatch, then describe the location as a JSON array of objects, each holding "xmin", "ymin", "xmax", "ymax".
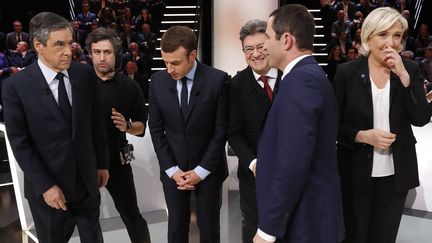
[{"xmin": 126, "ymin": 120, "xmax": 132, "ymax": 131}]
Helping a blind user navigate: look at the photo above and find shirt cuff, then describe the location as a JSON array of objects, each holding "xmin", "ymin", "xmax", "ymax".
[
  {"xmin": 249, "ymin": 158, "xmax": 257, "ymax": 172},
  {"xmin": 165, "ymin": 166, "xmax": 179, "ymax": 178},
  {"xmin": 194, "ymin": 166, "xmax": 211, "ymax": 180},
  {"xmin": 257, "ymin": 229, "xmax": 276, "ymax": 242}
]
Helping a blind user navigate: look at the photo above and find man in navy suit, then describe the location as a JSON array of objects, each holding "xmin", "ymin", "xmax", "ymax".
[
  {"xmin": 228, "ymin": 19, "xmax": 281, "ymax": 243},
  {"xmin": 2, "ymin": 12, "xmax": 109, "ymax": 243},
  {"xmin": 149, "ymin": 25, "xmax": 229, "ymax": 243},
  {"xmin": 253, "ymin": 4, "xmax": 344, "ymax": 243}
]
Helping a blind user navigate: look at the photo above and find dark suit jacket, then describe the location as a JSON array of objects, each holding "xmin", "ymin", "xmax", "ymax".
[
  {"xmin": 256, "ymin": 56, "xmax": 344, "ymax": 242},
  {"xmin": 420, "ymin": 58, "xmax": 432, "ymax": 82},
  {"xmin": 2, "ymin": 62, "xmax": 109, "ymax": 200},
  {"xmin": 228, "ymin": 66, "xmax": 281, "ymax": 180},
  {"xmin": 333, "ymin": 58, "xmax": 432, "ymax": 195},
  {"xmin": 5, "ymin": 31, "xmax": 29, "ymax": 51},
  {"xmin": 7, "ymin": 51, "xmax": 37, "ymax": 68},
  {"xmin": 149, "ymin": 62, "xmax": 229, "ymax": 186}
]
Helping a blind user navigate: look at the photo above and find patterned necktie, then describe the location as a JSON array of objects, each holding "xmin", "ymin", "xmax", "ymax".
[
  {"xmin": 259, "ymin": 75, "xmax": 273, "ymax": 102},
  {"xmin": 180, "ymin": 76, "xmax": 189, "ymax": 119},
  {"xmin": 56, "ymin": 73, "xmax": 72, "ymax": 127}
]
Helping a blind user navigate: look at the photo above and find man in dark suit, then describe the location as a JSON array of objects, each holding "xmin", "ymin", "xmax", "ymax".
[
  {"xmin": 71, "ymin": 19, "xmax": 87, "ymax": 49},
  {"xmin": 124, "ymin": 61, "xmax": 149, "ymax": 102},
  {"xmin": 253, "ymin": 5, "xmax": 344, "ymax": 243},
  {"xmin": 228, "ymin": 19, "xmax": 281, "ymax": 243},
  {"xmin": 2, "ymin": 12, "xmax": 109, "ymax": 243},
  {"xmin": 5, "ymin": 20, "xmax": 29, "ymax": 52},
  {"xmin": 149, "ymin": 25, "xmax": 229, "ymax": 243},
  {"xmin": 7, "ymin": 41, "xmax": 37, "ymax": 74}
]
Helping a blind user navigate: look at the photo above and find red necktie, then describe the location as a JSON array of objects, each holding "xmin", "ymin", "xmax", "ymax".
[{"xmin": 259, "ymin": 75, "xmax": 273, "ymax": 102}]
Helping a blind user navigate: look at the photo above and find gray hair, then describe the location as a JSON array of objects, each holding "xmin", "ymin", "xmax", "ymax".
[
  {"xmin": 29, "ymin": 12, "xmax": 72, "ymax": 49},
  {"xmin": 239, "ymin": 19, "xmax": 267, "ymax": 44}
]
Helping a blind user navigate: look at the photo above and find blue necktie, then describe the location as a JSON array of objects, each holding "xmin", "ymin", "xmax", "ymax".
[{"xmin": 56, "ymin": 73, "xmax": 72, "ymax": 128}]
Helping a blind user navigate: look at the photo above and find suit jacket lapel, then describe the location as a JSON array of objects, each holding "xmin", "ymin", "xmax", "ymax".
[
  {"xmin": 30, "ymin": 63, "xmax": 69, "ymax": 128},
  {"xmin": 167, "ymin": 76, "xmax": 185, "ymax": 125},
  {"xmin": 356, "ymin": 58, "xmax": 374, "ymax": 127},
  {"xmin": 244, "ymin": 67, "xmax": 269, "ymax": 103},
  {"xmin": 185, "ymin": 63, "xmax": 204, "ymax": 123}
]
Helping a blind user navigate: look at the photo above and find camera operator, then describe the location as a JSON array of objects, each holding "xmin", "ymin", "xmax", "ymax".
[{"xmin": 86, "ymin": 27, "xmax": 151, "ymax": 243}]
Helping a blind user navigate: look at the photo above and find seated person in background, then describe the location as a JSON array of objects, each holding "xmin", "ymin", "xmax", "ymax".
[
  {"xmin": 346, "ymin": 46, "xmax": 359, "ymax": 61},
  {"xmin": 98, "ymin": 7, "xmax": 118, "ymax": 29},
  {"xmin": 328, "ymin": 29, "xmax": 353, "ymax": 59},
  {"xmin": 76, "ymin": 1, "xmax": 98, "ymax": 33},
  {"xmin": 137, "ymin": 23, "xmax": 156, "ymax": 75},
  {"xmin": 7, "ymin": 41, "xmax": 36, "ymax": 74},
  {"xmin": 326, "ymin": 45, "xmax": 346, "ymax": 81},
  {"xmin": 415, "ymin": 24, "xmax": 432, "ymax": 58},
  {"xmin": 124, "ymin": 61, "xmax": 149, "ymax": 103},
  {"xmin": 119, "ymin": 23, "xmax": 139, "ymax": 53},
  {"xmin": 71, "ymin": 19, "xmax": 87, "ymax": 48},
  {"xmin": 331, "ymin": 10, "xmax": 352, "ymax": 40},
  {"xmin": 121, "ymin": 42, "xmax": 148, "ymax": 75},
  {"xmin": 420, "ymin": 44, "xmax": 432, "ymax": 83},
  {"xmin": 71, "ymin": 42, "xmax": 92, "ymax": 64},
  {"xmin": 5, "ymin": 20, "xmax": 30, "ymax": 52}
]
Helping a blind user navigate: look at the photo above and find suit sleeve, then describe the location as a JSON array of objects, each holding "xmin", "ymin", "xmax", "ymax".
[
  {"xmin": 198, "ymin": 73, "xmax": 229, "ymax": 172},
  {"xmin": 401, "ymin": 61, "xmax": 432, "ymax": 126},
  {"xmin": 228, "ymin": 75, "xmax": 256, "ymax": 171},
  {"xmin": 2, "ymin": 78, "xmax": 55, "ymax": 196},
  {"xmin": 257, "ymin": 73, "xmax": 321, "ymax": 238},
  {"xmin": 89, "ymin": 69, "xmax": 109, "ymax": 169},
  {"xmin": 148, "ymin": 76, "xmax": 176, "ymax": 171}
]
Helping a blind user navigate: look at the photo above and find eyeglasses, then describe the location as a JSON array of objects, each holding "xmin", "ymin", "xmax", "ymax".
[{"xmin": 243, "ymin": 43, "xmax": 265, "ymax": 55}]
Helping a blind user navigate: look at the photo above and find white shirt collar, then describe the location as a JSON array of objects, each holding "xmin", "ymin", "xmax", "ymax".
[
  {"xmin": 252, "ymin": 68, "xmax": 278, "ymax": 81},
  {"xmin": 38, "ymin": 59, "xmax": 69, "ymax": 84},
  {"xmin": 282, "ymin": 54, "xmax": 311, "ymax": 79}
]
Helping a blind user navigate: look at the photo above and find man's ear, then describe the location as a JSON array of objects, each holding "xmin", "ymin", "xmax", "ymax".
[
  {"xmin": 189, "ymin": 49, "xmax": 197, "ymax": 62},
  {"xmin": 33, "ymin": 38, "xmax": 43, "ymax": 53},
  {"xmin": 282, "ymin": 32, "xmax": 295, "ymax": 51}
]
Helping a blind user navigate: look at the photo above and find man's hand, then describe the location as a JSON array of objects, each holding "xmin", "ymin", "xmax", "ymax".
[
  {"xmin": 98, "ymin": 169, "xmax": 109, "ymax": 188},
  {"xmin": 172, "ymin": 169, "xmax": 195, "ymax": 190},
  {"xmin": 111, "ymin": 108, "xmax": 128, "ymax": 132},
  {"xmin": 43, "ymin": 185, "xmax": 67, "ymax": 211},
  {"xmin": 253, "ymin": 233, "xmax": 273, "ymax": 243},
  {"xmin": 178, "ymin": 170, "xmax": 202, "ymax": 188}
]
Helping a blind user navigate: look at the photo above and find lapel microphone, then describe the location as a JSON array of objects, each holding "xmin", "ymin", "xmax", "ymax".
[{"xmin": 43, "ymin": 88, "xmax": 51, "ymax": 95}]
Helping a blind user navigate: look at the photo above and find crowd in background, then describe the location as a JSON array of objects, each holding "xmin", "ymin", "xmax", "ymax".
[
  {"xmin": 321, "ymin": 0, "xmax": 432, "ymax": 93},
  {"xmin": 0, "ymin": 0, "xmax": 166, "ymax": 103}
]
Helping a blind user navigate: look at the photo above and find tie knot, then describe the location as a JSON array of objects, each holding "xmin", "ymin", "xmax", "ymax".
[
  {"xmin": 181, "ymin": 76, "xmax": 188, "ymax": 85},
  {"xmin": 56, "ymin": 72, "xmax": 65, "ymax": 81},
  {"xmin": 259, "ymin": 75, "xmax": 269, "ymax": 83}
]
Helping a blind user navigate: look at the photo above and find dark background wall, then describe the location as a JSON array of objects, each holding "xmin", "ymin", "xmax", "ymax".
[{"xmin": 0, "ymin": 0, "xmax": 71, "ymax": 33}]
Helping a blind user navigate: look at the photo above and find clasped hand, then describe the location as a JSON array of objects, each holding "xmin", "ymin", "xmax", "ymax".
[
  {"xmin": 356, "ymin": 128, "xmax": 396, "ymax": 150},
  {"xmin": 172, "ymin": 169, "xmax": 202, "ymax": 190}
]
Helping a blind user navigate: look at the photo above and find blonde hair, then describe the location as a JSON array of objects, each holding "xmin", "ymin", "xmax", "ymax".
[{"xmin": 359, "ymin": 7, "xmax": 408, "ymax": 56}]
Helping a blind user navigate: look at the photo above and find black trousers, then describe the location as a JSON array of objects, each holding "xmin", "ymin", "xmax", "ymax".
[
  {"xmin": 238, "ymin": 170, "xmax": 258, "ymax": 243},
  {"xmin": 29, "ymin": 171, "xmax": 103, "ymax": 243},
  {"xmin": 163, "ymin": 179, "xmax": 223, "ymax": 243},
  {"xmin": 105, "ymin": 161, "xmax": 151, "ymax": 243},
  {"xmin": 342, "ymin": 175, "xmax": 408, "ymax": 243}
]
